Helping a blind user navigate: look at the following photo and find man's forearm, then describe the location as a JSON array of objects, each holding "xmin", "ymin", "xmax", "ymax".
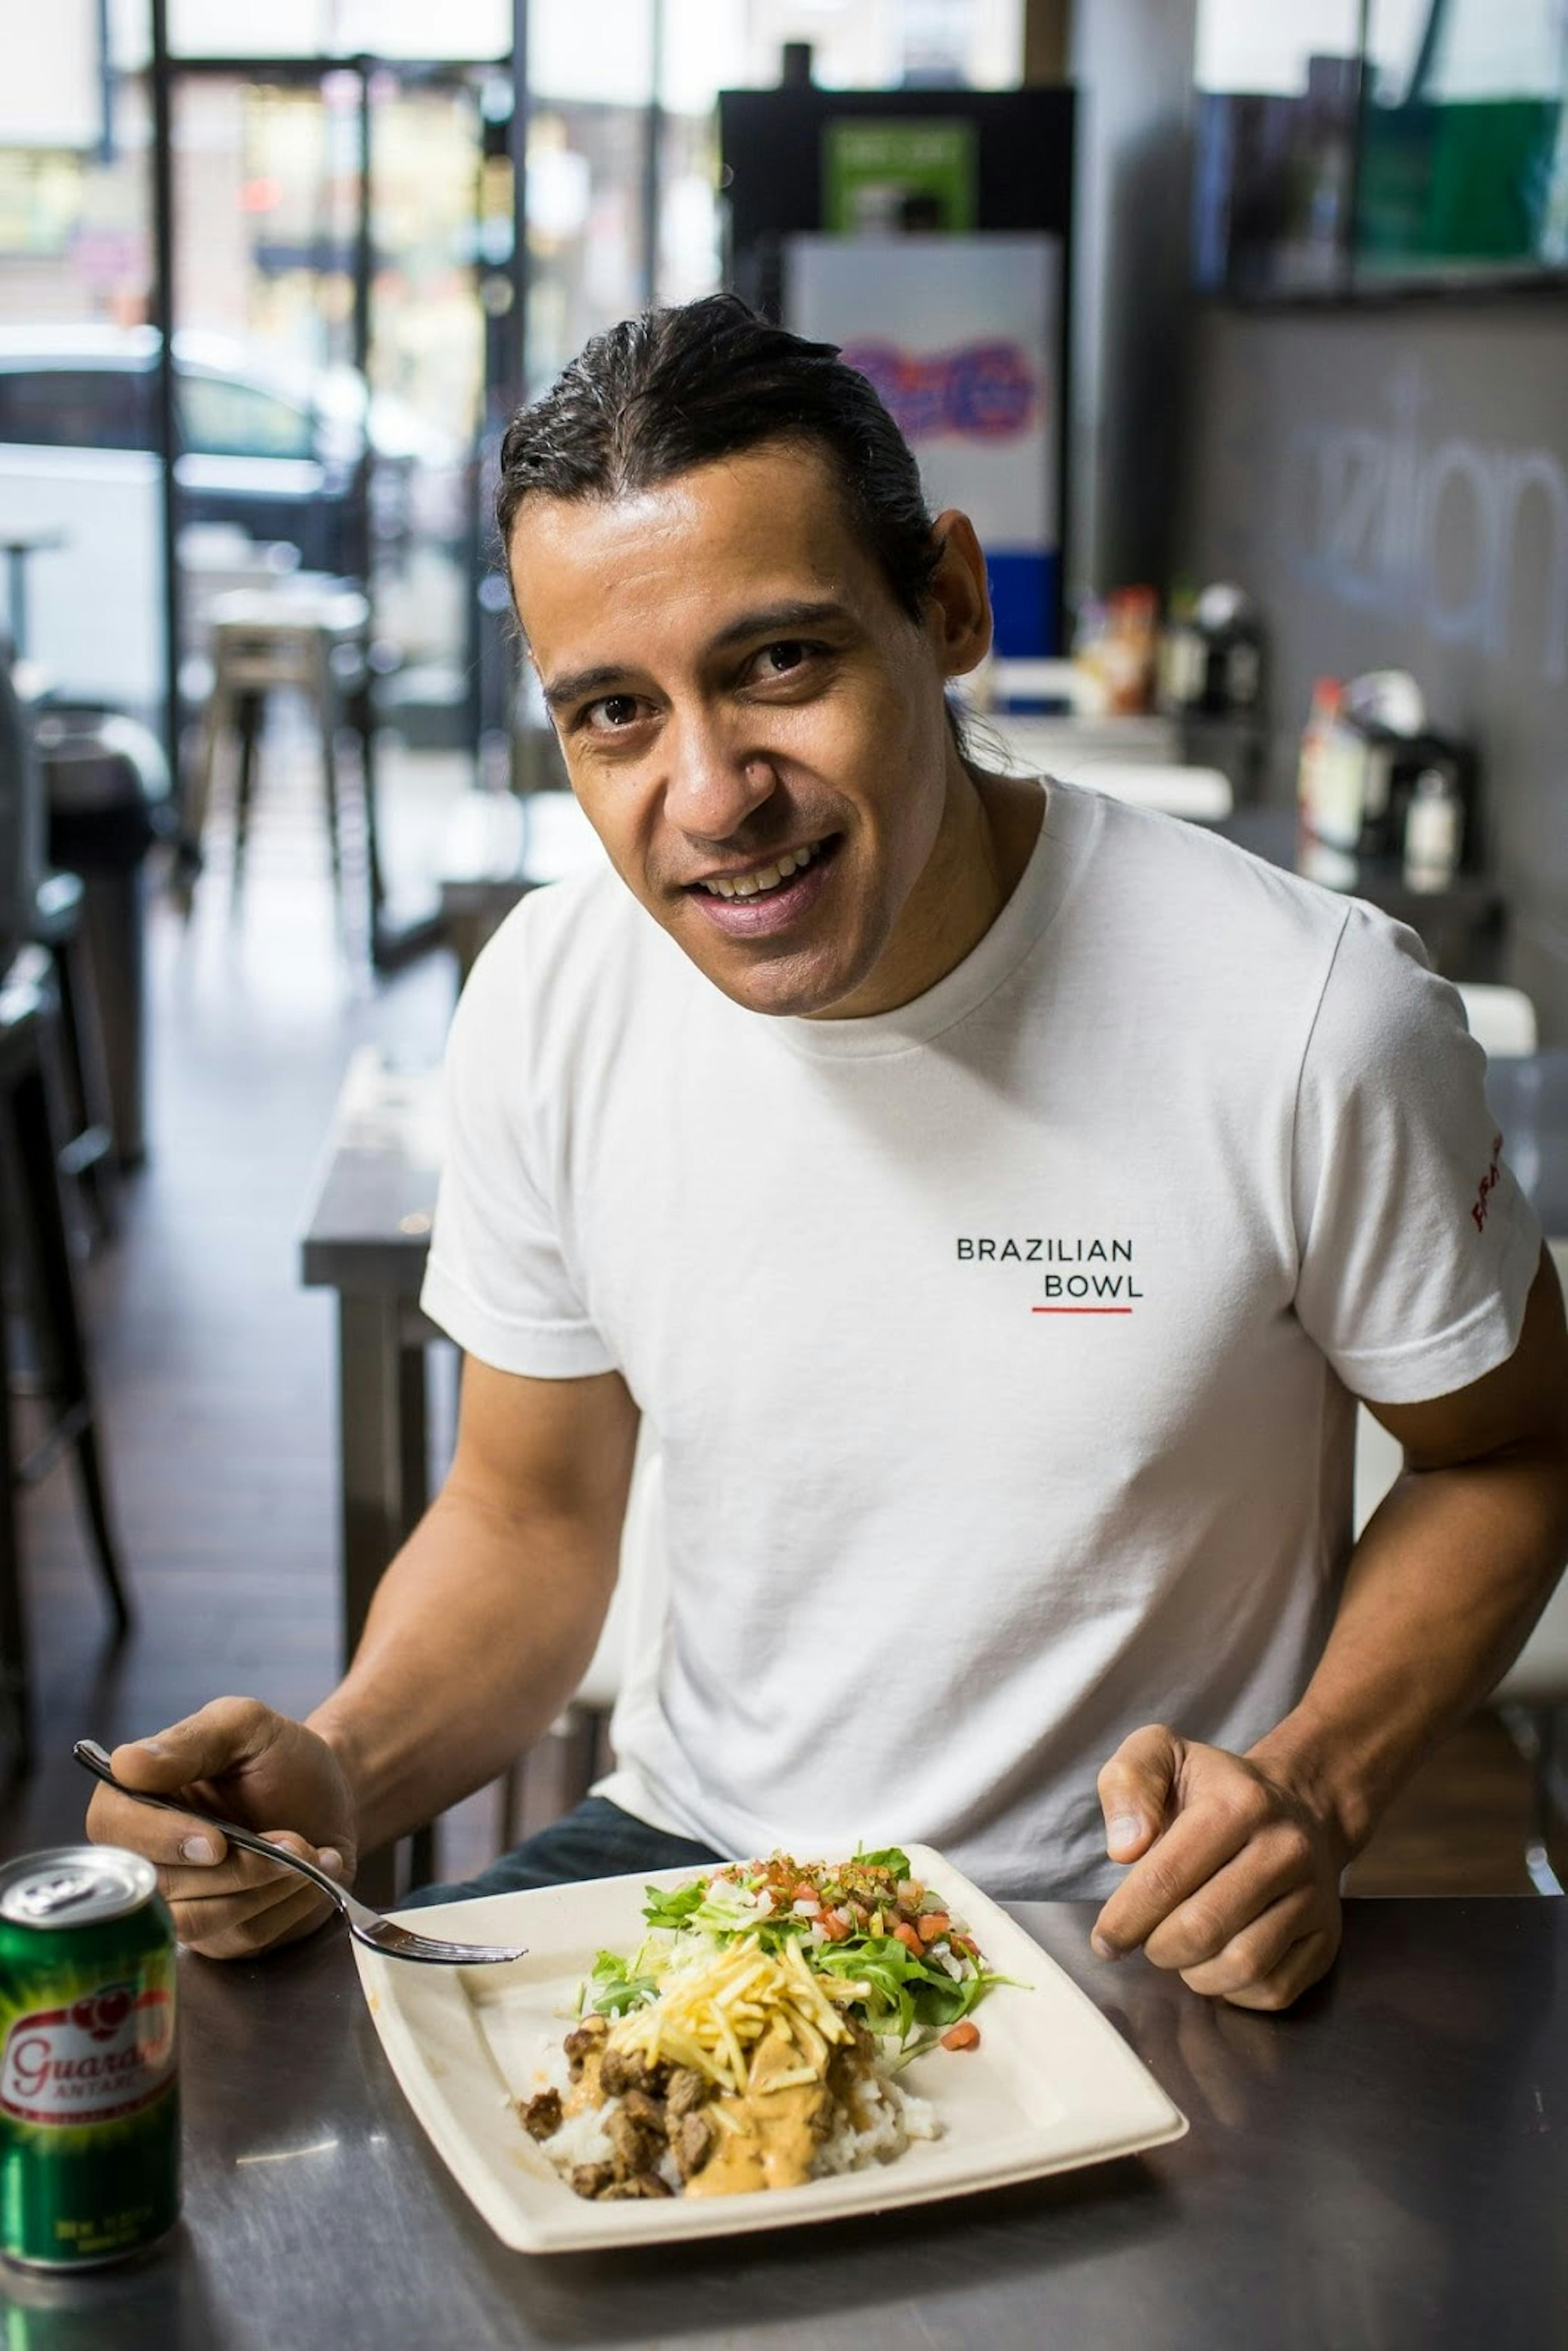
[
  {"xmin": 307, "ymin": 1482, "xmax": 618, "ymax": 1855},
  {"xmin": 1250, "ymin": 1440, "xmax": 1568, "ymax": 1859}
]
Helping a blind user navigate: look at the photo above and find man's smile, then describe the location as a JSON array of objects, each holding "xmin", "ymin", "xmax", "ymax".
[
  {"xmin": 682, "ymin": 833, "xmax": 844, "ymax": 937},
  {"xmin": 688, "ymin": 834, "xmax": 835, "ymax": 898}
]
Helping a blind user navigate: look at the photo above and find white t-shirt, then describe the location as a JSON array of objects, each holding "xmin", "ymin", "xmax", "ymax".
[{"xmin": 421, "ymin": 780, "xmax": 1540, "ymax": 1897}]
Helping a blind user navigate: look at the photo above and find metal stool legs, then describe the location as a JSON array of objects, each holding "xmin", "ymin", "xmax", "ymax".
[
  {"xmin": 231, "ymin": 690, "xmax": 264, "ymax": 889},
  {"xmin": 1522, "ymin": 1705, "xmax": 1564, "ymax": 1898},
  {"xmin": 0, "ymin": 960, "xmax": 133, "ymax": 1768},
  {"xmin": 0, "ymin": 1330, "xmax": 30, "ymax": 1766},
  {"xmin": 33, "ymin": 873, "xmax": 120, "ymax": 1243},
  {"xmin": 188, "ymin": 593, "xmax": 368, "ymax": 908}
]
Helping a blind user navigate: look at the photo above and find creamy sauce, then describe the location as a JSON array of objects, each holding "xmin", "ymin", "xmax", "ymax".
[
  {"xmin": 685, "ymin": 2029, "xmax": 828, "ymax": 2198},
  {"xmin": 562, "ymin": 2050, "xmax": 604, "ymax": 2117}
]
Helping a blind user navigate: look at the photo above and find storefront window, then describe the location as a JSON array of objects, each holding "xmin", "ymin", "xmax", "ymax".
[
  {"xmin": 166, "ymin": 0, "xmax": 509, "ymax": 61},
  {"xmin": 1194, "ymin": 0, "xmax": 1568, "ymax": 290},
  {"xmin": 1195, "ymin": 2, "xmax": 1361, "ymax": 97},
  {"xmin": 1361, "ymin": 0, "xmax": 1568, "ymax": 274},
  {"xmin": 0, "ymin": 1, "xmax": 161, "ymax": 712}
]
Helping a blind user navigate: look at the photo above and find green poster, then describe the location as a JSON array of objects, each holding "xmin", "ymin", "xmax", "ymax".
[{"xmin": 823, "ymin": 120, "xmax": 978, "ymax": 236}]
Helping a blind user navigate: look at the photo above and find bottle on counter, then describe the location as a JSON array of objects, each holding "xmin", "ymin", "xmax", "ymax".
[
  {"xmin": 1156, "ymin": 585, "xmax": 1204, "ymax": 713},
  {"xmin": 1403, "ymin": 765, "xmax": 1464, "ymax": 893},
  {"xmin": 1078, "ymin": 586, "xmax": 1159, "ymax": 716},
  {"xmin": 1296, "ymin": 677, "xmax": 1365, "ymax": 886}
]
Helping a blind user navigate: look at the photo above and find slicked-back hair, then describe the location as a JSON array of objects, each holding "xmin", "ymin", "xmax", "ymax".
[{"xmin": 495, "ymin": 294, "xmax": 943, "ymax": 624}]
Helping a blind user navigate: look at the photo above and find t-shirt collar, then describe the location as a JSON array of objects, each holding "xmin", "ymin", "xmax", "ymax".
[{"xmin": 768, "ymin": 778, "xmax": 1098, "ymax": 1060}]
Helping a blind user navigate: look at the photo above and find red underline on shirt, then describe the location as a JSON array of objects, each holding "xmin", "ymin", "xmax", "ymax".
[{"xmin": 1031, "ymin": 1307, "xmax": 1135, "ymax": 1315}]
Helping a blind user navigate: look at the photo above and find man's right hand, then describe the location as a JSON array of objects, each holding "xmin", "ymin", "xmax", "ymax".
[{"xmin": 84, "ymin": 1698, "xmax": 359, "ymax": 1960}]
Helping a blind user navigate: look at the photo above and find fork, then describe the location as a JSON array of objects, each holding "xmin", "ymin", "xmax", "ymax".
[{"xmin": 73, "ymin": 1740, "xmax": 528, "ymax": 1967}]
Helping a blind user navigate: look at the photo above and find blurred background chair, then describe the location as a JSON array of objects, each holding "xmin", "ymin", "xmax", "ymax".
[
  {"xmin": 2, "ymin": 649, "xmax": 124, "ymax": 1227},
  {"xmin": 0, "ymin": 640, "xmax": 134, "ymax": 1769},
  {"xmin": 32, "ymin": 705, "xmax": 170, "ymax": 1174}
]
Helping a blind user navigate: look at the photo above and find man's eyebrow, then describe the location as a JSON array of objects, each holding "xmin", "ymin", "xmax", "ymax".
[
  {"xmin": 703, "ymin": 597, "xmax": 855, "ymax": 652},
  {"xmin": 540, "ymin": 601, "xmax": 854, "ymax": 714},
  {"xmin": 540, "ymin": 663, "xmax": 629, "ymax": 713}
]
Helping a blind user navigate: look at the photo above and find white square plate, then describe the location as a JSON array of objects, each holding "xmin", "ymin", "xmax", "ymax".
[{"xmin": 352, "ymin": 1846, "xmax": 1187, "ymax": 2254}]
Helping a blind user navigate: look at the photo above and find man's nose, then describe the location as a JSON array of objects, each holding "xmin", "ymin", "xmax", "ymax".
[{"xmin": 662, "ymin": 711, "xmax": 774, "ymax": 840}]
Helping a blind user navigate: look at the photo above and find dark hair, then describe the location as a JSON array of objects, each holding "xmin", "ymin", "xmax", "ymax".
[{"xmin": 495, "ymin": 294, "xmax": 943, "ymax": 623}]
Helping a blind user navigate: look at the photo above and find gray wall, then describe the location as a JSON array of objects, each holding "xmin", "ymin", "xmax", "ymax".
[{"xmin": 1177, "ymin": 301, "xmax": 1568, "ymax": 1038}]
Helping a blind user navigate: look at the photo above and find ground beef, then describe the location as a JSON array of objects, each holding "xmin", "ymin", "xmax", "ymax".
[
  {"xmin": 519, "ymin": 2088, "xmax": 562, "ymax": 2141},
  {"xmin": 620, "ymin": 2086, "xmax": 666, "ymax": 2133},
  {"xmin": 606, "ymin": 2106, "xmax": 661, "ymax": 2179},
  {"xmin": 563, "ymin": 2016, "xmax": 609, "ymax": 2075},
  {"xmin": 664, "ymin": 2066, "xmax": 708, "ymax": 2122},
  {"xmin": 672, "ymin": 2108, "xmax": 715, "ymax": 2181},
  {"xmin": 600, "ymin": 2045, "xmax": 665, "ymax": 2099}
]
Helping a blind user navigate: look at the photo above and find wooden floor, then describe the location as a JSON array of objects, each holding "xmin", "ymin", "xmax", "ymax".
[{"xmin": 0, "ymin": 740, "xmax": 1562, "ymax": 1902}]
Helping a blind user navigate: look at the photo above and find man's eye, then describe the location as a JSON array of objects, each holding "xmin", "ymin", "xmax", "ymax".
[
  {"xmin": 755, "ymin": 640, "xmax": 814, "ymax": 679},
  {"xmin": 584, "ymin": 695, "xmax": 641, "ymax": 732}
]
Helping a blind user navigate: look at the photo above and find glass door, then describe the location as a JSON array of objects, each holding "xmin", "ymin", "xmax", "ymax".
[{"xmin": 165, "ymin": 58, "xmax": 495, "ymax": 955}]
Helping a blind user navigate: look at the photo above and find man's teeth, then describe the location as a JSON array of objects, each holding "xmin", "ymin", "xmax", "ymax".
[{"xmin": 701, "ymin": 840, "xmax": 823, "ymax": 900}]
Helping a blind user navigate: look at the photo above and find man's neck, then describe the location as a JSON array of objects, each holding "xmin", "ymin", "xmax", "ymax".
[{"xmin": 811, "ymin": 761, "xmax": 1045, "ymax": 1022}]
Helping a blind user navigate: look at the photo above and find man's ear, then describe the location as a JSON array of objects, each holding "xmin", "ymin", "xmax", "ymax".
[{"xmin": 925, "ymin": 510, "xmax": 993, "ymax": 680}]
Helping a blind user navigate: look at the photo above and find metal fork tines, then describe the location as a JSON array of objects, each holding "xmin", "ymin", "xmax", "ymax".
[
  {"xmin": 72, "ymin": 1740, "xmax": 528, "ymax": 1968},
  {"xmin": 349, "ymin": 1911, "xmax": 530, "ymax": 1966}
]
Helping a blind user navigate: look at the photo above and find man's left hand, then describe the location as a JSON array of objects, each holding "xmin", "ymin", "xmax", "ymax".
[{"xmin": 1090, "ymin": 1725, "xmax": 1347, "ymax": 2011}]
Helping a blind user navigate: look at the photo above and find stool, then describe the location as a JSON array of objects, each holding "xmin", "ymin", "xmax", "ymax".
[
  {"xmin": 0, "ymin": 949, "xmax": 131, "ymax": 1768},
  {"xmin": 31, "ymin": 870, "xmax": 119, "ymax": 1243},
  {"xmin": 185, "ymin": 585, "xmax": 369, "ymax": 902}
]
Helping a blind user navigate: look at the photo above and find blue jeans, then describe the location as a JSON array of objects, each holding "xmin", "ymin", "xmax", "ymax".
[{"xmin": 400, "ymin": 1795, "xmax": 722, "ymax": 1906}]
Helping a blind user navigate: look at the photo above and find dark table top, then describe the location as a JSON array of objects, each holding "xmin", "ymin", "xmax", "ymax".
[
  {"xmin": 299, "ymin": 1050, "xmax": 442, "ymax": 1297},
  {"xmin": 18, "ymin": 1897, "xmax": 1562, "ymax": 2351}
]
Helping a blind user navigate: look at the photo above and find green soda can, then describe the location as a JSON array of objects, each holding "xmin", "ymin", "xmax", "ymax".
[{"xmin": 0, "ymin": 1847, "xmax": 178, "ymax": 2268}]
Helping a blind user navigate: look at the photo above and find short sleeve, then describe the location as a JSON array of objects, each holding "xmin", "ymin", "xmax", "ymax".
[
  {"xmin": 419, "ymin": 922, "xmax": 616, "ymax": 1379},
  {"xmin": 1292, "ymin": 903, "xmax": 1541, "ymax": 1405}
]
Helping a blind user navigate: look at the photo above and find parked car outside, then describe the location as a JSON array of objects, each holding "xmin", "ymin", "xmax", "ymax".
[{"xmin": 0, "ymin": 325, "xmax": 463, "ymax": 716}]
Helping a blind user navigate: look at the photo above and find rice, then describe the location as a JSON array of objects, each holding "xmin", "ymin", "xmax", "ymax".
[
  {"xmin": 526, "ymin": 2027, "xmax": 940, "ymax": 2197},
  {"xmin": 810, "ymin": 2068, "xmax": 939, "ymax": 2179}
]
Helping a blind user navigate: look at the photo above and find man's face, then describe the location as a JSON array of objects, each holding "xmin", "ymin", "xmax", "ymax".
[{"xmin": 510, "ymin": 443, "xmax": 982, "ymax": 1019}]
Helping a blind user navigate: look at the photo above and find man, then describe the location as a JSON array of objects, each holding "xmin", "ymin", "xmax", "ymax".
[{"xmin": 89, "ymin": 296, "xmax": 1568, "ymax": 2010}]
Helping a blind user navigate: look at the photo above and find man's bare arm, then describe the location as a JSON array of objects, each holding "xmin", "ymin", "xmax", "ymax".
[
  {"xmin": 1091, "ymin": 1242, "xmax": 1568, "ymax": 2010},
  {"xmin": 310, "ymin": 1356, "xmax": 639, "ymax": 1852},
  {"xmin": 86, "ymin": 1357, "xmax": 639, "ymax": 1956}
]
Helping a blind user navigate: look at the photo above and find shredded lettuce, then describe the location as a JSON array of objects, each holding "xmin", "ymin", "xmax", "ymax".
[
  {"xmin": 625, "ymin": 1861, "xmax": 1017, "ymax": 2049},
  {"xmin": 588, "ymin": 1947, "xmax": 660, "ymax": 2017},
  {"xmin": 812, "ymin": 1932, "xmax": 1003, "ymax": 2041},
  {"xmin": 853, "ymin": 1845, "xmax": 913, "ymax": 1879},
  {"xmin": 639, "ymin": 1880, "xmax": 707, "ymax": 1931}
]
